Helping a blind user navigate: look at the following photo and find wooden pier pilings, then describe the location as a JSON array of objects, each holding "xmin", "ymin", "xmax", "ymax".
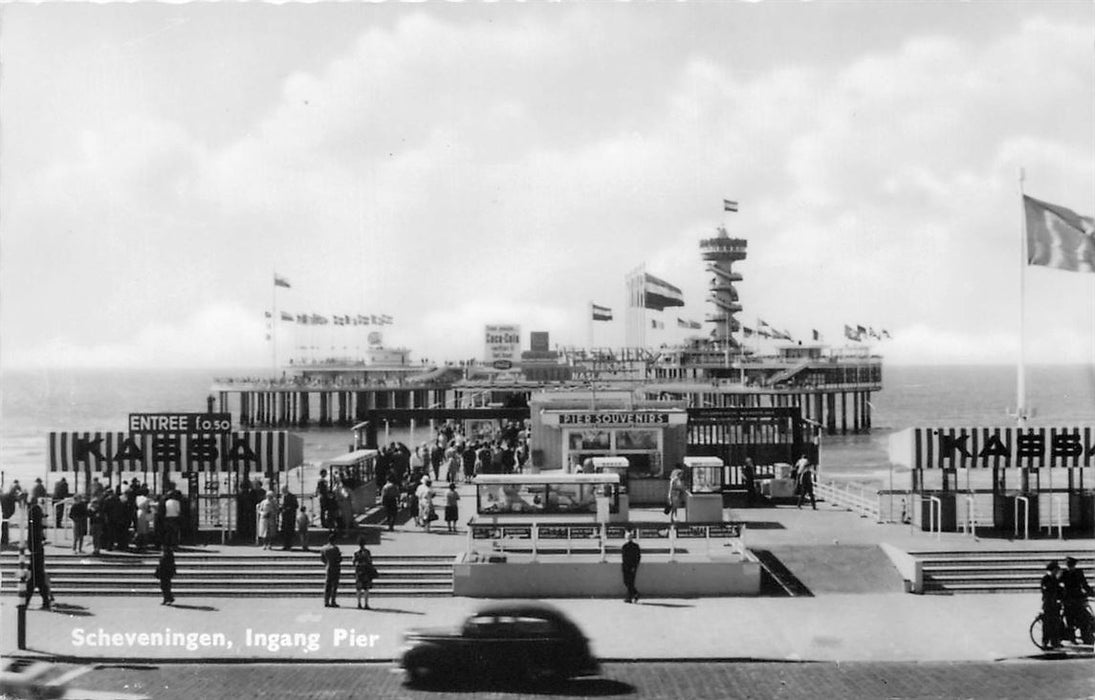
[{"xmin": 215, "ymin": 385, "xmax": 874, "ymax": 435}]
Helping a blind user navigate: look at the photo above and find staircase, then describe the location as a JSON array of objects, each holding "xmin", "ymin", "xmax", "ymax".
[
  {"xmin": 914, "ymin": 550, "xmax": 1094, "ymax": 594},
  {"xmin": 0, "ymin": 551, "xmax": 454, "ymax": 597}
]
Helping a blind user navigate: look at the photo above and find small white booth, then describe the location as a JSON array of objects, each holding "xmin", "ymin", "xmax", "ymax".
[
  {"xmin": 590, "ymin": 456, "xmax": 630, "ymax": 521},
  {"xmin": 682, "ymin": 456, "xmax": 725, "ymax": 522}
]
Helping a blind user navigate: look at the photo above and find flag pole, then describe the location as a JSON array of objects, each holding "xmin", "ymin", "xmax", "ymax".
[
  {"xmin": 272, "ymin": 271, "xmax": 278, "ymax": 376},
  {"xmin": 1017, "ymin": 170, "xmax": 1028, "ymax": 428},
  {"xmin": 588, "ymin": 302, "xmax": 594, "ymax": 351}
]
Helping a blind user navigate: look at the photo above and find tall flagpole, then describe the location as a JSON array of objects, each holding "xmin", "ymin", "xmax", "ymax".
[
  {"xmin": 588, "ymin": 302, "xmax": 594, "ymax": 351},
  {"xmin": 272, "ymin": 271, "xmax": 278, "ymax": 376},
  {"xmin": 1017, "ymin": 169, "xmax": 1028, "ymax": 428}
]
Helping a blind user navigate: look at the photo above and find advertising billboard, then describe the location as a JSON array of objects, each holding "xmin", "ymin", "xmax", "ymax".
[{"xmin": 484, "ymin": 324, "xmax": 521, "ymax": 363}]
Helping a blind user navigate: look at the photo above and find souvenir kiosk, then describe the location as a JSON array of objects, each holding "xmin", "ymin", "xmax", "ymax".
[
  {"xmin": 682, "ymin": 456, "xmax": 725, "ymax": 522},
  {"xmin": 528, "ymin": 392, "xmax": 688, "ymax": 506}
]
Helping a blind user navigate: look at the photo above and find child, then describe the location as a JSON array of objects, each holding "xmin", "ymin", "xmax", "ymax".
[{"xmin": 296, "ymin": 506, "xmax": 310, "ymax": 551}]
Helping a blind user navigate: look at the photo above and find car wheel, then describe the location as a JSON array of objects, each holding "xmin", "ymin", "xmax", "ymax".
[{"xmin": 405, "ymin": 663, "xmax": 430, "ymax": 686}]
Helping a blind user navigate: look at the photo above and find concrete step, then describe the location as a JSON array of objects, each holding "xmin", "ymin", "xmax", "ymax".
[
  {"xmin": 1, "ymin": 552, "xmax": 455, "ymax": 597},
  {"xmin": 911, "ymin": 549, "xmax": 1092, "ymax": 594}
]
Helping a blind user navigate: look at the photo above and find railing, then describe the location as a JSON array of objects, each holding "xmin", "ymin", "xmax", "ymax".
[
  {"xmin": 1047, "ymin": 495, "xmax": 1065, "ymax": 540},
  {"xmin": 959, "ymin": 495, "xmax": 977, "ymax": 537},
  {"xmin": 816, "ymin": 481, "xmax": 881, "ymax": 522},
  {"xmin": 465, "ymin": 520, "xmax": 746, "ymax": 563},
  {"xmin": 923, "ymin": 496, "xmax": 942, "ymax": 540},
  {"xmin": 1014, "ymin": 495, "xmax": 1030, "ymax": 540}
]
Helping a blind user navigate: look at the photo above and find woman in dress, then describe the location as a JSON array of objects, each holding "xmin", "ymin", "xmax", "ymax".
[
  {"xmin": 352, "ymin": 537, "xmax": 378, "ymax": 610},
  {"xmin": 444, "ymin": 482, "xmax": 460, "ymax": 533},
  {"xmin": 415, "ymin": 477, "xmax": 434, "ymax": 532},
  {"xmin": 257, "ymin": 492, "xmax": 277, "ymax": 549},
  {"xmin": 667, "ymin": 468, "xmax": 687, "ymax": 523}
]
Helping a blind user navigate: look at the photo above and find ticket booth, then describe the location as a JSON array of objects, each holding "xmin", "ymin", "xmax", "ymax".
[
  {"xmin": 591, "ymin": 456, "xmax": 630, "ymax": 521},
  {"xmin": 683, "ymin": 456, "xmax": 725, "ymax": 522}
]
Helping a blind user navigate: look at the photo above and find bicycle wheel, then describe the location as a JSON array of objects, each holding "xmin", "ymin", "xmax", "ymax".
[{"xmin": 1029, "ymin": 613, "xmax": 1044, "ymax": 650}]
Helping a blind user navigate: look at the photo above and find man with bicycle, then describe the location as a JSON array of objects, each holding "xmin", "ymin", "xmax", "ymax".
[
  {"xmin": 1061, "ymin": 556, "xmax": 1094, "ymax": 645},
  {"xmin": 1040, "ymin": 560, "xmax": 1065, "ymax": 649}
]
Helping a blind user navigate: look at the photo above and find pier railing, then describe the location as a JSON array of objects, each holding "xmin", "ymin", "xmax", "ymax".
[{"xmin": 815, "ymin": 480, "xmax": 883, "ymax": 522}]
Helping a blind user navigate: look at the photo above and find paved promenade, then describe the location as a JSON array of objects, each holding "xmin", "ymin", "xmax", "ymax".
[{"xmin": 3, "ymin": 491, "xmax": 1092, "ymax": 666}]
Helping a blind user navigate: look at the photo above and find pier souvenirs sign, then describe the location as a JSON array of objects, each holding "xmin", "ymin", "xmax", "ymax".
[
  {"xmin": 889, "ymin": 426, "xmax": 1095, "ymax": 469},
  {"xmin": 48, "ymin": 430, "xmax": 304, "ymax": 476}
]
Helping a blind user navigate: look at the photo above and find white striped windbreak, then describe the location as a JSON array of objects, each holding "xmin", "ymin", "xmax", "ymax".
[{"xmin": 47, "ymin": 431, "xmax": 303, "ymax": 476}]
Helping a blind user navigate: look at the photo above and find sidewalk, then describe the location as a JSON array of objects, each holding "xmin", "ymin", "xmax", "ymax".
[
  {"xmin": 4, "ymin": 488, "xmax": 1090, "ymax": 665},
  {"xmin": 0, "ymin": 590, "xmax": 1051, "ymax": 663}
]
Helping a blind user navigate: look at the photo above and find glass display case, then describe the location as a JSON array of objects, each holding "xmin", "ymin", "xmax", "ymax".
[
  {"xmin": 683, "ymin": 456, "xmax": 724, "ymax": 494},
  {"xmin": 476, "ymin": 474, "xmax": 620, "ymax": 515}
]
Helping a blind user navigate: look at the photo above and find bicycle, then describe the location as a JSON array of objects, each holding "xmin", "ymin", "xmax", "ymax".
[{"xmin": 1030, "ymin": 600, "xmax": 1094, "ymax": 651}]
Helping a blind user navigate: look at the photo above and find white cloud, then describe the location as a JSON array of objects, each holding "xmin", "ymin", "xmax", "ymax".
[{"xmin": 1, "ymin": 8, "xmax": 1092, "ymax": 369}]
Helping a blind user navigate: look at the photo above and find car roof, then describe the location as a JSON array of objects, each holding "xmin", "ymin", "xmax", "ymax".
[{"xmin": 471, "ymin": 600, "xmax": 570, "ymax": 620}]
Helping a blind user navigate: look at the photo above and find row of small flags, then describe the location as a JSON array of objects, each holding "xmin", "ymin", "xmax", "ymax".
[
  {"xmin": 845, "ymin": 325, "xmax": 891, "ymax": 342},
  {"xmin": 265, "ymin": 312, "xmax": 394, "ymax": 326}
]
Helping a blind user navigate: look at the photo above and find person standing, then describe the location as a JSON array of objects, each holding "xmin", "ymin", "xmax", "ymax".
[
  {"xmin": 88, "ymin": 498, "xmax": 104, "ymax": 556},
  {"xmin": 155, "ymin": 547, "xmax": 176, "ymax": 605},
  {"xmin": 415, "ymin": 478, "xmax": 434, "ymax": 532},
  {"xmin": 666, "ymin": 468, "xmax": 686, "ymax": 523},
  {"xmin": 1062, "ymin": 556, "xmax": 1094, "ymax": 644},
  {"xmin": 24, "ymin": 498, "xmax": 53, "ymax": 610},
  {"xmin": 69, "ymin": 494, "xmax": 89, "ymax": 554},
  {"xmin": 380, "ymin": 479, "xmax": 400, "ymax": 532},
  {"xmin": 52, "ymin": 477, "xmax": 70, "ymax": 527},
  {"xmin": 0, "ymin": 485, "xmax": 16, "ymax": 547},
  {"xmin": 1041, "ymin": 560, "xmax": 1065, "ymax": 649},
  {"xmin": 163, "ymin": 489, "xmax": 182, "ymax": 550},
  {"xmin": 742, "ymin": 458, "xmax": 757, "ymax": 506},
  {"xmin": 279, "ymin": 486, "xmax": 299, "ymax": 551},
  {"xmin": 315, "ymin": 470, "xmax": 332, "ymax": 529},
  {"xmin": 796, "ymin": 464, "xmax": 816, "ymax": 510},
  {"xmin": 352, "ymin": 538, "xmax": 378, "ymax": 610},
  {"xmin": 444, "ymin": 483, "xmax": 459, "ymax": 533},
  {"xmin": 257, "ymin": 492, "xmax": 277, "ymax": 549},
  {"xmin": 621, "ymin": 530, "xmax": 641, "ymax": 604},
  {"xmin": 296, "ymin": 506, "xmax": 311, "ymax": 551},
  {"xmin": 320, "ymin": 533, "xmax": 343, "ymax": 608}
]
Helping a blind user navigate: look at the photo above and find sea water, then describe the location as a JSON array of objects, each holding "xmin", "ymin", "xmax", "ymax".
[{"xmin": 2, "ymin": 364, "xmax": 1092, "ymax": 490}]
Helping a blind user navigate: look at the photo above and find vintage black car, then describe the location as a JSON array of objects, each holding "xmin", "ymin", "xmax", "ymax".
[{"xmin": 397, "ymin": 601, "xmax": 600, "ymax": 685}]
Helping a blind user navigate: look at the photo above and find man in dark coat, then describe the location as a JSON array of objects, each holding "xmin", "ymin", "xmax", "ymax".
[
  {"xmin": 320, "ymin": 532, "xmax": 342, "ymax": 607},
  {"xmin": 1041, "ymin": 560, "xmax": 1065, "ymax": 649},
  {"xmin": 279, "ymin": 486, "xmax": 299, "ymax": 551},
  {"xmin": 621, "ymin": 530, "xmax": 641, "ymax": 604},
  {"xmin": 1062, "ymin": 556, "xmax": 1094, "ymax": 644},
  {"xmin": 24, "ymin": 498, "xmax": 53, "ymax": 610},
  {"xmin": 52, "ymin": 477, "xmax": 70, "ymax": 526}
]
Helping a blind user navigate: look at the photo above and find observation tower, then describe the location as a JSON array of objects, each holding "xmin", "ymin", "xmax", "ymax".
[{"xmin": 700, "ymin": 225, "xmax": 748, "ymax": 351}]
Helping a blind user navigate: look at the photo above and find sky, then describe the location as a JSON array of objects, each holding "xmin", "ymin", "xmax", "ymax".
[{"xmin": 1, "ymin": 2, "xmax": 1093, "ymax": 369}]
